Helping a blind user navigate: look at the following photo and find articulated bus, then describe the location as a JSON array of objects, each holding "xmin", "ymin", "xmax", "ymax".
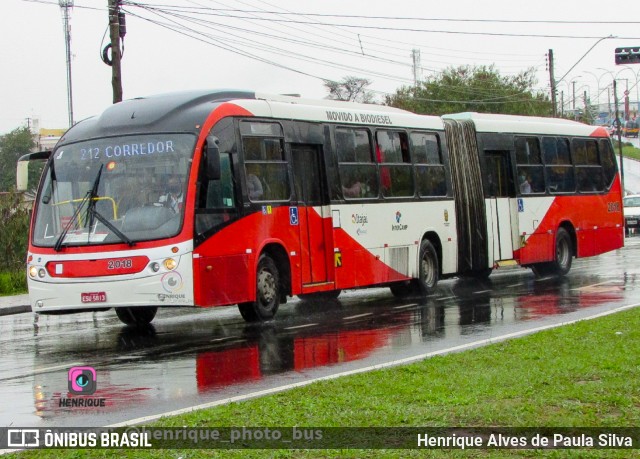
[{"xmin": 17, "ymin": 90, "xmax": 624, "ymax": 326}]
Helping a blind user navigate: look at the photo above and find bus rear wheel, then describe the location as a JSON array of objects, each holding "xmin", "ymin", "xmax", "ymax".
[
  {"xmin": 238, "ymin": 254, "xmax": 281, "ymax": 322},
  {"xmin": 115, "ymin": 306, "xmax": 157, "ymax": 326},
  {"xmin": 532, "ymin": 227, "xmax": 573, "ymax": 277},
  {"xmin": 417, "ymin": 239, "xmax": 439, "ymax": 293}
]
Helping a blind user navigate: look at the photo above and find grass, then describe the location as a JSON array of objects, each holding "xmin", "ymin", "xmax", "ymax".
[
  {"xmin": 9, "ymin": 306, "xmax": 640, "ymax": 458},
  {"xmin": 613, "ymin": 139, "xmax": 640, "ymax": 161},
  {"xmin": 0, "ymin": 270, "xmax": 26, "ymax": 296}
]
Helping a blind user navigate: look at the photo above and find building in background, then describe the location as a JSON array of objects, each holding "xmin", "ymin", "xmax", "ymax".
[{"xmin": 30, "ymin": 118, "xmax": 65, "ymax": 152}]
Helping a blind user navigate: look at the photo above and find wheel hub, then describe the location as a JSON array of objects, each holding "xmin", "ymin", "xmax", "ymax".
[{"xmin": 257, "ymin": 269, "xmax": 276, "ymax": 304}]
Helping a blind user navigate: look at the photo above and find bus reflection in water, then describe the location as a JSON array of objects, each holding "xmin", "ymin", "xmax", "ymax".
[{"xmin": 29, "ymin": 276, "xmax": 623, "ymax": 419}]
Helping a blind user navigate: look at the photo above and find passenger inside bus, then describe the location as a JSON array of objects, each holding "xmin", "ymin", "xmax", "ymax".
[
  {"xmin": 547, "ymin": 159, "xmax": 575, "ymax": 192},
  {"xmin": 247, "ymin": 173, "xmax": 264, "ymax": 200},
  {"xmin": 519, "ymin": 173, "xmax": 532, "ymax": 194},
  {"xmin": 342, "ymin": 180, "xmax": 364, "ymax": 198}
]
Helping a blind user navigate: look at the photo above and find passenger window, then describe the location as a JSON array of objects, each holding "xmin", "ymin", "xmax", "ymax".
[
  {"xmin": 516, "ymin": 136, "xmax": 544, "ymax": 194},
  {"xmin": 543, "ymin": 137, "xmax": 574, "ymax": 193},
  {"xmin": 599, "ymin": 139, "xmax": 617, "ymax": 187},
  {"xmin": 515, "ymin": 137, "xmax": 542, "ymax": 164},
  {"xmin": 241, "ymin": 121, "xmax": 290, "ymax": 202},
  {"xmin": 336, "ymin": 127, "xmax": 378, "ymax": 199},
  {"xmin": 573, "ymin": 139, "xmax": 604, "ymax": 193},
  {"xmin": 412, "ymin": 132, "xmax": 446, "ymax": 197},
  {"xmin": 376, "ymin": 130, "xmax": 413, "ymax": 198}
]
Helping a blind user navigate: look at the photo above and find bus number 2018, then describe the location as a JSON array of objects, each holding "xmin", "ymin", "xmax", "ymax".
[{"xmin": 108, "ymin": 259, "xmax": 133, "ymax": 269}]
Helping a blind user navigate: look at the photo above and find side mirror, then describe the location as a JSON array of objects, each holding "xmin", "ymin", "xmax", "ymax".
[
  {"xmin": 16, "ymin": 160, "xmax": 29, "ymax": 191},
  {"xmin": 205, "ymin": 136, "xmax": 221, "ymax": 180},
  {"xmin": 16, "ymin": 151, "xmax": 51, "ymax": 191}
]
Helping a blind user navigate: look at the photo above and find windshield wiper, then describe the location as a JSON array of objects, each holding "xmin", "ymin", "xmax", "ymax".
[
  {"xmin": 53, "ymin": 165, "xmax": 135, "ymax": 251},
  {"xmin": 53, "ymin": 166, "xmax": 98, "ymax": 251},
  {"xmin": 84, "ymin": 164, "xmax": 135, "ymax": 248}
]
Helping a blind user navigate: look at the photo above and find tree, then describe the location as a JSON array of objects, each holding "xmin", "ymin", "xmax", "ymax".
[
  {"xmin": 386, "ymin": 65, "xmax": 553, "ymax": 117},
  {"xmin": 0, "ymin": 126, "xmax": 35, "ymax": 192},
  {"xmin": 324, "ymin": 76, "xmax": 376, "ymax": 103}
]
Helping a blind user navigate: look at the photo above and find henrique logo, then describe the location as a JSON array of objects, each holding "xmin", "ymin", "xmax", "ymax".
[
  {"xmin": 161, "ymin": 272, "xmax": 184, "ymax": 293},
  {"xmin": 58, "ymin": 366, "xmax": 107, "ymax": 408},
  {"xmin": 68, "ymin": 366, "xmax": 97, "ymax": 395}
]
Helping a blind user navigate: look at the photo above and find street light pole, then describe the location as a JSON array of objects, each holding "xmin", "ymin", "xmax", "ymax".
[
  {"xmin": 59, "ymin": 0, "xmax": 74, "ymax": 128},
  {"xmin": 613, "ymin": 79, "xmax": 625, "ymax": 193}
]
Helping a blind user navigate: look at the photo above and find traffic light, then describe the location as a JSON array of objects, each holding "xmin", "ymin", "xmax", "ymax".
[{"xmin": 615, "ymin": 47, "xmax": 640, "ymax": 65}]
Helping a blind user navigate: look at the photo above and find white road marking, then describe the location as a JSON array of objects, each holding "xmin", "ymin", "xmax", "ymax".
[
  {"xmin": 284, "ymin": 323, "xmax": 318, "ymax": 330},
  {"xmin": 342, "ymin": 313, "xmax": 373, "ymax": 320},
  {"xmin": 393, "ymin": 303, "xmax": 417, "ymax": 310}
]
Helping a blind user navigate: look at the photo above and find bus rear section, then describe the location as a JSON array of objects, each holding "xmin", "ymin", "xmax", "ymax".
[{"xmin": 443, "ymin": 113, "xmax": 624, "ymax": 278}]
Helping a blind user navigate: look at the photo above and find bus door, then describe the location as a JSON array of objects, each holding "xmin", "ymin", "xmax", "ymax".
[
  {"xmin": 291, "ymin": 144, "xmax": 332, "ymax": 286},
  {"xmin": 485, "ymin": 152, "xmax": 519, "ymax": 261}
]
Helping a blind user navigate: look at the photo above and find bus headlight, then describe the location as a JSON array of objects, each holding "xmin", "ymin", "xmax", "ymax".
[
  {"xmin": 150, "ymin": 262, "xmax": 160, "ymax": 272},
  {"xmin": 38, "ymin": 269, "xmax": 46, "ymax": 278},
  {"xmin": 163, "ymin": 258, "xmax": 177, "ymax": 271},
  {"xmin": 28, "ymin": 266, "xmax": 38, "ymax": 279}
]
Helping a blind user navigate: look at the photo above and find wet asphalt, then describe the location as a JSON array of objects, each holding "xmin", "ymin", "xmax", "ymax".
[{"xmin": 1, "ymin": 236, "xmax": 639, "ymax": 428}]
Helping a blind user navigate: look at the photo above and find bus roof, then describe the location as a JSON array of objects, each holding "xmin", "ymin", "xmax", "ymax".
[
  {"xmin": 444, "ymin": 112, "xmax": 603, "ymax": 137},
  {"xmin": 61, "ymin": 90, "xmax": 257, "ymax": 144},
  {"xmin": 59, "ymin": 91, "xmax": 604, "ymax": 146},
  {"xmin": 235, "ymin": 96, "xmax": 444, "ymax": 131},
  {"xmin": 61, "ymin": 90, "xmax": 445, "ymax": 145}
]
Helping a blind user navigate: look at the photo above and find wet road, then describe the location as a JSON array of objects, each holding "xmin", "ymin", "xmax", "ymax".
[{"xmin": 2, "ymin": 237, "xmax": 640, "ymax": 428}]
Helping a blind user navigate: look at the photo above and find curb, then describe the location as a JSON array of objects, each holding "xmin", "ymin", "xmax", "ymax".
[{"xmin": 0, "ymin": 305, "xmax": 31, "ymax": 316}]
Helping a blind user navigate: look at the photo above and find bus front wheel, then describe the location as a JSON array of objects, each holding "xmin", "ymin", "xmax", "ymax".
[
  {"xmin": 238, "ymin": 254, "xmax": 281, "ymax": 322},
  {"xmin": 532, "ymin": 227, "xmax": 573, "ymax": 277},
  {"xmin": 115, "ymin": 306, "xmax": 157, "ymax": 326}
]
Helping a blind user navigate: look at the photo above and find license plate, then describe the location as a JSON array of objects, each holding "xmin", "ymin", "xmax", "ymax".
[
  {"xmin": 628, "ymin": 219, "xmax": 638, "ymax": 225},
  {"xmin": 81, "ymin": 292, "xmax": 107, "ymax": 303}
]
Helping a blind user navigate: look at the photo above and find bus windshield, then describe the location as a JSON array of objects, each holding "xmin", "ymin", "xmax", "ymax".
[{"xmin": 32, "ymin": 134, "xmax": 196, "ymax": 248}]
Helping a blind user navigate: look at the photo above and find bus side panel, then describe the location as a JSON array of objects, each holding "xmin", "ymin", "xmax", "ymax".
[
  {"xmin": 574, "ymin": 194, "xmax": 624, "ymax": 258},
  {"xmin": 331, "ymin": 228, "xmax": 409, "ymax": 289},
  {"xmin": 194, "ymin": 253, "xmax": 252, "ymax": 307},
  {"xmin": 329, "ymin": 201, "xmax": 457, "ymax": 288},
  {"xmin": 517, "ymin": 197, "xmax": 555, "ymax": 265},
  {"xmin": 193, "ymin": 207, "xmax": 303, "ymax": 306},
  {"xmin": 518, "ymin": 192, "xmax": 623, "ymax": 263}
]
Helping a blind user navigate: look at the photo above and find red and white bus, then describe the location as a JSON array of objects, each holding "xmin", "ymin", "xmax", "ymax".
[{"xmin": 17, "ymin": 91, "xmax": 624, "ymax": 325}]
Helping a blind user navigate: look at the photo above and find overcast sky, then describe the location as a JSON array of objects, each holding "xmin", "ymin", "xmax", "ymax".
[{"xmin": 3, "ymin": 0, "xmax": 640, "ymax": 135}]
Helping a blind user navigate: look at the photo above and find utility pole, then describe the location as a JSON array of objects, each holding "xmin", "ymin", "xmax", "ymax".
[
  {"xmin": 411, "ymin": 49, "xmax": 422, "ymax": 89},
  {"xmin": 584, "ymin": 90, "xmax": 591, "ymax": 123},
  {"xmin": 548, "ymin": 49, "xmax": 557, "ymax": 117},
  {"xmin": 59, "ymin": 0, "xmax": 74, "ymax": 127},
  {"xmin": 614, "ymin": 79, "xmax": 625, "ymax": 193},
  {"xmin": 107, "ymin": 0, "xmax": 124, "ymax": 103}
]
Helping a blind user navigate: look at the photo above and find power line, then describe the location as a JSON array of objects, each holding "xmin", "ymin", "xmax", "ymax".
[
  {"xmin": 127, "ymin": 3, "xmax": 547, "ymax": 80},
  {"xmin": 120, "ymin": 4, "xmax": 640, "ymax": 25},
  {"xmin": 120, "ymin": 2, "xmax": 640, "ymax": 40}
]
